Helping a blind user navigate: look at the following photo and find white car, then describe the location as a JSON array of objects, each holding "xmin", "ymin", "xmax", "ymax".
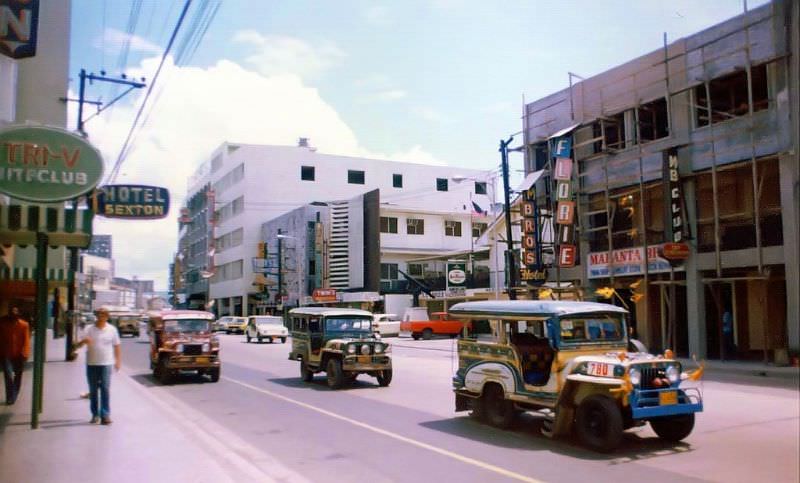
[
  {"xmin": 245, "ymin": 316, "xmax": 288, "ymax": 343},
  {"xmin": 373, "ymin": 314, "xmax": 401, "ymax": 337}
]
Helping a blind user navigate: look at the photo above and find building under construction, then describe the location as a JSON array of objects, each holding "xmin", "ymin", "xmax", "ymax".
[{"xmin": 521, "ymin": 0, "xmax": 798, "ymax": 362}]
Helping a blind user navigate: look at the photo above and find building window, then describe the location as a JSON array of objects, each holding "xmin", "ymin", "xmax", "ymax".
[
  {"xmin": 393, "ymin": 174, "xmax": 403, "ymax": 188},
  {"xmin": 436, "ymin": 178, "xmax": 448, "ymax": 191},
  {"xmin": 380, "ymin": 263, "xmax": 399, "ymax": 280},
  {"xmin": 407, "ymin": 263, "xmax": 425, "ymax": 277},
  {"xmin": 472, "ymin": 222, "xmax": 488, "ymax": 238},
  {"xmin": 695, "ymin": 158, "xmax": 782, "ymax": 252},
  {"xmin": 348, "ymin": 170, "xmax": 365, "ymax": 184},
  {"xmin": 301, "ymin": 166, "xmax": 315, "ymax": 181},
  {"xmin": 637, "ymin": 98, "xmax": 669, "ymax": 142},
  {"xmin": 407, "ymin": 218, "xmax": 425, "ymax": 235},
  {"xmin": 603, "ymin": 112, "xmax": 627, "ymax": 151},
  {"xmin": 694, "ymin": 63, "xmax": 769, "ymax": 127},
  {"xmin": 380, "ymin": 216, "xmax": 398, "ymax": 234},
  {"xmin": 474, "ymin": 182, "xmax": 487, "ymax": 195},
  {"xmin": 445, "ymin": 220, "xmax": 462, "ymax": 237}
]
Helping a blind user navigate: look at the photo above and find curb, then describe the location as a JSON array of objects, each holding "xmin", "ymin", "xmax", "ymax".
[{"xmin": 119, "ymin": 367, "xmax": 309, "ymax": 483}]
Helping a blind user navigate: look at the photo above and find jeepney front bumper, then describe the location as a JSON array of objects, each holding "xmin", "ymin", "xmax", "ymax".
[
  {"xmin": 164, "ymin": 354, "xmax": 221, "ymax": 370},
  {"xmin": 629, "ymin": 386, "xmax": 703, "ymax": 419},
  {"xmin": 342, "ymin": 355, "xmax": 392, "ymax": 372}
]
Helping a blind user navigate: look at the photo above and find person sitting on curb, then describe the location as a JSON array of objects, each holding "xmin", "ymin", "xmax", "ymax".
[{"xmin": 71, "ymin": 308, "xmax": 121, "ymax": 425}]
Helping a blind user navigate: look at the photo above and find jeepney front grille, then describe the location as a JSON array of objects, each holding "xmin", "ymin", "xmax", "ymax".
[
  {"xmin": 183, "ymin": 344, "xmax": 202, "ymax": 356},
  {"xmin": 639, "ymin": 366, "xmax": 667, "ymax": 389}
]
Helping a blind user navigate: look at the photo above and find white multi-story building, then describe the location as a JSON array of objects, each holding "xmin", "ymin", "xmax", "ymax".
[{"xmin": 177, "ymin": 141, "xmax": 493, "ymax": 316}]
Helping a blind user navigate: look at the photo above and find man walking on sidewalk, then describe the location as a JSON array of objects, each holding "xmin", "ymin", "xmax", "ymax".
[
  {"xmin": 0, "ymin": 306, "xmax": 31, "ymax": 405},
  {"xmin": 72, "ymin": 307, "xmax": 121, "ymax": 425}
]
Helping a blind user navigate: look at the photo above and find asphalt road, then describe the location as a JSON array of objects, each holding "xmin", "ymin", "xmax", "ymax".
[{"xmin": 120, "ymin": 334, "xmax": 799, "ymax": 483}]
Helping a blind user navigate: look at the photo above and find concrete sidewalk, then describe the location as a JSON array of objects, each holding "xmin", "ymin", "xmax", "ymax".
[
  {"xmin": 0, "ymin": 331, "xmax": 296, "ymax": 483},
  {"xmin": 677, "ymin": 357, "xmax": 800, "ymax": 383}
]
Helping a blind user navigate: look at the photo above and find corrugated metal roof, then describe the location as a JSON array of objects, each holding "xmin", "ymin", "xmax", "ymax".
[{"xmin": 449, "ymin": 300, "xmax": 628, "ymax": 317}]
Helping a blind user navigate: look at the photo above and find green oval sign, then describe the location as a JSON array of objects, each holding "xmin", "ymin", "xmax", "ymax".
[{"xmin": 0, "ymin": 125, "xmax": 104, "ymax": 202}]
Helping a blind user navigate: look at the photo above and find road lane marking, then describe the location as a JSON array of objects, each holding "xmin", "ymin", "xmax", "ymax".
[{"xmin": 224, "ymin": 376, "xmax": 544, "ymax": 483}]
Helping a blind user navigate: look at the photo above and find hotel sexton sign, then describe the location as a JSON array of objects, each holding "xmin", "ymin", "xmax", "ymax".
[
  {"xmin": 0, "ymin": 0, "xmax": 40, "ymax": 59},
  {"xmin": 0, "ymin": 125, "xmax": 103, "ymax": 202},
  {"xmin": 94, "ymin": 185, "xmax": 170, "ymax": 219}
]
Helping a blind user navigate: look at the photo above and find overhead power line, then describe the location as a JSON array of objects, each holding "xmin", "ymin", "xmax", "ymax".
[{"xmin": 108, "ymin": 0, "xmax": 194, "ymax": 184}]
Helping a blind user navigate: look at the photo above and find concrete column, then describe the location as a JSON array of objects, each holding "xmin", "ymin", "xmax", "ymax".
[
  {"xmin": 779, "ymin": 153, "xmax": 799, "ymax": 352},
  {"xmin": 684, "ymin": 178, "xmax": 707, "ymax": 358}
]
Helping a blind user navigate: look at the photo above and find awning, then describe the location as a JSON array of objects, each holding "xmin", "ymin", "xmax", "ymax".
[
  {"xmin": 547, "ymin": 122, "xmax": 580, "ymax": 140},
  {"xmin": 407, "ymin": 246, "xmax": 490, "ymax": 263},
  {"xmin": 516, "ymin": 169, "xmax": 547, "ymax": 193}
]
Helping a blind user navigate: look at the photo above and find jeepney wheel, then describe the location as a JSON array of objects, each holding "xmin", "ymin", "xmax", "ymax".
[
  {"xmin": 281, "ymin": 337, "xmax": 287, "ymax": 344},
  {"xmin": 482, "ymin": 384, "xmax": 516, "ymax": 429},
  {"xmin": 376, "ymin": 369, "xmax": 392, "ymax": 387},
  {"xmin": 208, "ymin": 368, "xmax": 220, "ymax": 383},
  {"xmin": 422, "ymin": 328, "xmax": 433, "ymax": 340},
  {"xmin": 575, "ymin": 395, "xmax": 624, "ymax": 453},
  {"xmin": 470, "ymin": 395, "xmax": 486, "ymax": 420},
  {"xmin": 300, "ymin": 361, "xmax": 314, "ymax": 382},
  {"xmin": 326, "ymin": 358, "xmax": 345, "ymax": 389},
  {"xmin": 157, "ymin": 358, "xmax": 173, "ymax": 385},
  {"xmin": 412, "ymin": 333, "xmax": 421, "ymax": 340},
  {"xmin": 650, "ymin": 414, "xmax": 695, "ymax": 442},
  {"xmin": 258, "ymin": 335, "xmax": 263, "ymax": 343},
  {"xmin": 246, "ymin": 332, "xmax": 252, "ymax": 343}
]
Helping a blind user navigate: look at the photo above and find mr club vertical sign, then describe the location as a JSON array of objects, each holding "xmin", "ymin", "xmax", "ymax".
[{"xmin": 0, "ymin": 0, "xmax": 40, "ymax": 59}]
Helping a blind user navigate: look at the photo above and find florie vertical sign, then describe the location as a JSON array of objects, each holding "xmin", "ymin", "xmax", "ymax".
[{"xmin": 0, "ymin": 125, "xmax": 104, "ymax": 202}]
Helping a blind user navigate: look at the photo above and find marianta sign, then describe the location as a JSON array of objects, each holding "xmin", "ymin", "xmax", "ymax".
[
  {"xmin": 587, "ymin": 246, "xmax": 681, "ymax": 279},
  {"xmin": 0, "ymin": 125, "xmax": 104, "ymax": 202}
]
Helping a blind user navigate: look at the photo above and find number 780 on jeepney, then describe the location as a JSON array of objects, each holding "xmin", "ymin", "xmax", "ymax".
[{"xmin": 448, "ymin": 300, "xmax": 704, "ymax": 452}]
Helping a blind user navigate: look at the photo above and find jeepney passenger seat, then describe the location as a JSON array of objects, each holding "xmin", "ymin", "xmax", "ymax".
[{"xmin": 512, "ymin": 333, "xmax": 554, "ymax": 386}]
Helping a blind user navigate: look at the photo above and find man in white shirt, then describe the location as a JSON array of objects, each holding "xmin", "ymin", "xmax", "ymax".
[{"xmin": 72, "ymin": 307, "xmax": 121, "ymax": 425}]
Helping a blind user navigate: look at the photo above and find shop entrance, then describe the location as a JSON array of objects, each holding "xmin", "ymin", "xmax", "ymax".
[{"xmin": 704, "ymin": 267, "xmax": 787, "ymax": 361}]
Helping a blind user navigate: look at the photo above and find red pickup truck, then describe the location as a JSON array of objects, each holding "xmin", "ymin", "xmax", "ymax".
[{"xmin": 400, "ymin": 310, "xmax": 467, "ymax": 340}]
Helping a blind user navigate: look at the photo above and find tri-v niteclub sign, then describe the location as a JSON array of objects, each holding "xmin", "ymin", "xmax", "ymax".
[{"xmin": 93, "ymin": 184, "xmax": 170, "ymax": 220}]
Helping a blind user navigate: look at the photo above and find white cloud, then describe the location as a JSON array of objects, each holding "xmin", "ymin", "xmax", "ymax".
[
  {"xmin": 412, "ymin": 106, "xmax": 450, "ymax": 123},
  {"xmin": 232, "ymin": 30, "xmax": 345, "ymax": 79},
  {"xmin": 360, "ymin": 89, "xmax": 408, "ymax": 103},
  {"xmin": 76, "ymin": 56, "xmax": 442, "ymax": 289},
  {"xmin": 94, "ymin": 28, "xmax": 162, "ymax": 55}
]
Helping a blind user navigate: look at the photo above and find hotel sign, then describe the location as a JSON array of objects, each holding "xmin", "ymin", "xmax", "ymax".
[
  {"xmin": 0, "ymin": 0, "xmax": 39, "ymax": 59},
  {"xmin": 0, "ymin": 125, "xmax": 103, "ymax": 202},
  {"xmin": 94, "ymin": 185, "xmax": 170, "ymax": 219}
]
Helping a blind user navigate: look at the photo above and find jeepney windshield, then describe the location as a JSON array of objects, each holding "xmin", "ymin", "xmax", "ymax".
[
  {"xmin": 559, "ymin": 314, "xmax": 624, "ymax": 343},
  {"xmin": 163, "ymin": 319, "xmax": 210, "ymax": 333},
  {"xmin": 324, "ymin": 317, "xmax": 372, "ymax": 334}
]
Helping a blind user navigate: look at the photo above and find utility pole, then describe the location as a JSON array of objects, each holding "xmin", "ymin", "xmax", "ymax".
[
  {"xmin": 70, "ymin": 69, "xmax": 147, "ymax": 137},
  {"xmin": 500, "ymin": 136, "xmax": 518, "ymax": 300},
  {"xmin": 277, "ymin": 229, "xmax": 283, "ymax": 308}
]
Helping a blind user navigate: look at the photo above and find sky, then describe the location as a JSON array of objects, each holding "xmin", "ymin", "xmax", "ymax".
[{"xmin": 67, "ymin": 0, "xmax": 770, "ymax": 290}]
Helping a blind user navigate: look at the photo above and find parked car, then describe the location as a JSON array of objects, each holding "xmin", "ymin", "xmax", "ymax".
[
  {"xmin": 400, "ymin": 308, "xmax": 467, "ymax": 340},
  {"xmin": 288, "ymin": 307, "xmax": 392, "ymax": 389},
  {"xmin": 245, "ymin": 316, "xmax": 288, "ymax": 343},
  {"xmin": 373, "ymin": 313, "xmax": 401, "ymax": 337},
  {"xmin": 449, "ymin": 300, "xmax": 704, "ymax": 453},
  {"xmin": 148, "ymin": 310, "xmax": 220, "ymax": 384},
  {"xmin": 215, "ymin": 316, "xmax": 247, "ymax": 334}
]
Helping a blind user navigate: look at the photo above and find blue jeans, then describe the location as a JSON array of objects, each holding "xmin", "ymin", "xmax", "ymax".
[
  {"xmin": 2, "ymin": 357, "xmax": 24, "ymax": 404},
  {"xmin": 86, "ymin": 365, "xmax": 112, "ymax": 418}
]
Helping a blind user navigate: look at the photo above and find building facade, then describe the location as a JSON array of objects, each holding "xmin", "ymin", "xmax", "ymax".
[
  {"xmin": 176, "ymin": 141, "xmax": 492, "ymax": 316},
  {"xmin": 84, "ymin": 234, "xmax": 112, "ymax": 259},
  {"xmin": 518, "ymin": 0, "xmax": 798, "ymax": 361}
]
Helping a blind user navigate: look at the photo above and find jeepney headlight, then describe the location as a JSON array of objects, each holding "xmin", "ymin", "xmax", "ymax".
[
  {"xmin": 629, "ymin": 367, "xmax": 641, "ymax": 385},
  {"xmin": 202, "ymin": 343, "xmax": 210, "ymax": 353},
  {"xmin": 360, "ymin": 344, "xmax": 371, "ymax": 355},
  {"xmin": 666, "ymin": 364, "xmax": 680, "ymax": 383},
  {"xmin": 374, "ymin": 344, "xmax": 384, "ymax": 354},
  {"xmin": 175, "ymin": 343, "xmax": 184, "ymax": 353},
  {"xmin": 347, "ymin": 344, "xmax": 356, "ymax": 354}
]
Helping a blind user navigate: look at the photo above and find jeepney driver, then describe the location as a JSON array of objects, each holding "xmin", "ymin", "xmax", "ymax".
[{"xmin": 72, "ymin": 308, "xmax": 121, "ymax": 425}]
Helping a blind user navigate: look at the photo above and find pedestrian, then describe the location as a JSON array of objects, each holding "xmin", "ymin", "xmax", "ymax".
[
  {"xmin": 0, "ymin": 306, "xmax": 31, "ymax": 405},
  {"xmin": 71, "ymin": 307, "xmax": 121, "ymax": 425},
  {"xmin": 722, "ymin": 308, "xmax": 735, "ymax": 359}
]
